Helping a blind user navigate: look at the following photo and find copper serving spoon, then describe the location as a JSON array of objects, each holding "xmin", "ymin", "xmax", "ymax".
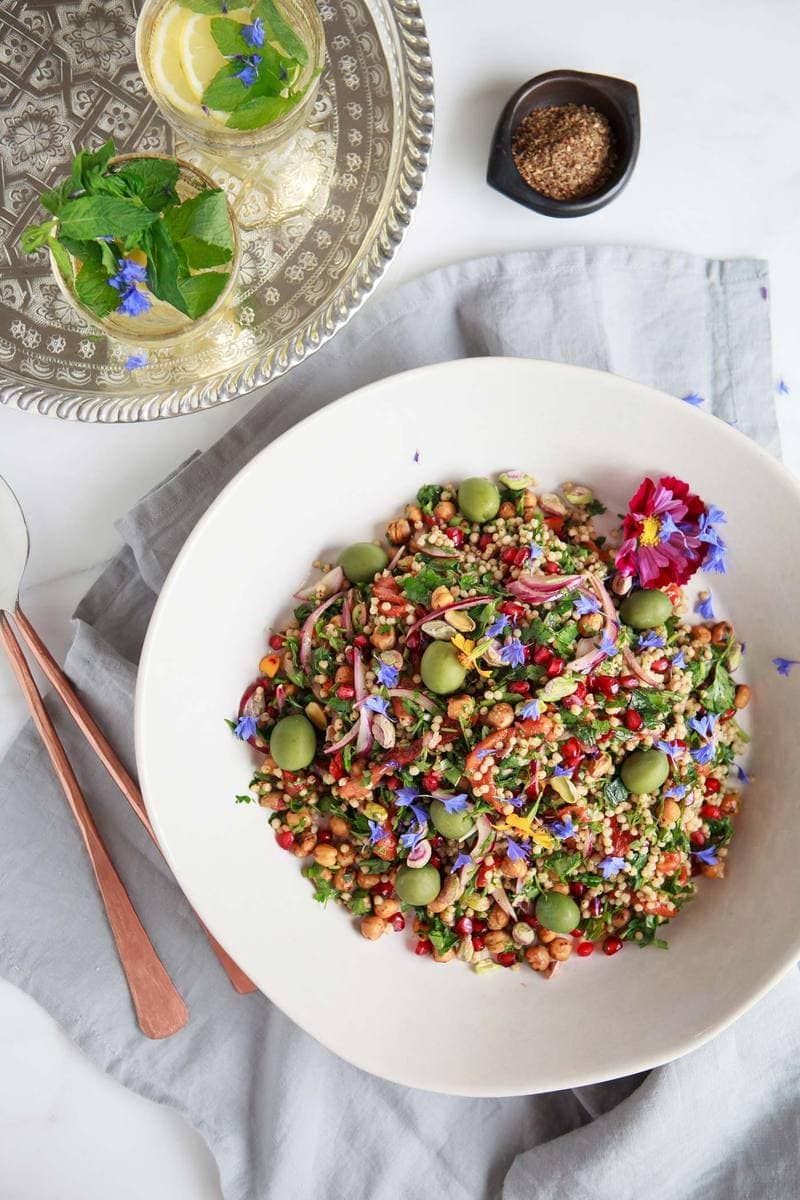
[{"xmin": 0, "ymin": 475, "xmax": 255, "ymax": 1034}]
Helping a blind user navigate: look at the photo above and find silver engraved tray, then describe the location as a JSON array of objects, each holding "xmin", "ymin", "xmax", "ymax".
[{"xmin": 0, "ymin": 0, "xmax": 433, "ymax": 421}]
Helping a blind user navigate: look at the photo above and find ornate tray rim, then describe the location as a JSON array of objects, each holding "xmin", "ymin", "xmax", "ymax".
[{"xmin": 0, "ymin": 0, "xmax": 433, "ymax": 423}]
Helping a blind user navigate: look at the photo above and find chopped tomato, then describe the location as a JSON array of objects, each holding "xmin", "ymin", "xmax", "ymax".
[
  {"xmin": 657, "ymin": 851, "xmax": 682, "ymax": 877},
  {"xmin": 544, "ymin": 515, "xmax": 565, "ymax": 534}
]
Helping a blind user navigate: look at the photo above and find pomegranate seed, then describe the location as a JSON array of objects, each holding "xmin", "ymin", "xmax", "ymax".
[
  {"xmin": 444, "ymin": 526, "xmax": 464, "ymax": 548},
  {"xmin": 471, "ymin": 935, "xmax": 486, "ymax": 951},
  {"xmin": 373, "ymin": 880, "xmax": 393, "ymax": 896},
  {"xmin": 497, "ymin": 951, "xmax": 516, "ymax": 967},
  {"xmin": 336, "ymin": 684, "xmax": 356, "ymax": 700},
  {"xmin": 509, "ymin": 680, "xmax": 531, "ymax": 696},
  {"xmin": 603, "ymin": 935, "xmax": 623, "ymax": 956},
  {"xmin": 569, "ymin": 881, "xmax": 586, "ymax": 898},
  {"xmin": 344, "ymin": 645, "xmax": 355, "ymax": 665},
  {"xmin": 478, "ymin": 533, "xmax": 493, "ymax": 550},
  {"xmin": 572, "ymin": 681, "xmax": 587, "ymax": 701},
  {"xmin": 523, "ymin": 913, "xmax": 539, "ymax": 927},
  {"xmin": 543, "ymin": 560, "xmax": 560, "ymax": 575},
  {"xmin": 533, "ymin": 644, "xmax": 553, "ymax": 666},
  {"xmin": 701, "ymin": 803, "xmax": 721, "ymax": 820},
  {"xmin": 276, "ymin": 830, "xmax": 295, "ymax": 851},
  {"xmin": 391, "ymin": 913, "xmax": 406, "ymax": 931},
  {"xmin": 590, "ymin": 897, "xmax": 602, "ymax": 916},
  {"xmin": 704, "ymin": 777, "xmax": 721, "ymax": 794},
  {"xmin": 384, "ymin": 775, "xmax": 400, "ymax": 790},
  {"xmin": 476, "ymin": 864, "xmax": 491, "ymax": 889},
  {"xmin": 651, "ymin": 657, "xmax": 669, "ymax": 673},
  {"xmin": 455, "ymin": 916, "xmax": 473, "ymax": 936},
  {"xmin": 620, "ymin": 675, "xmax": 639, "ymax": 689},
  {"xmin": 546, "ymin": 656, "xmax": 565, "ymax": 678},
  {"xmin": 429, "ymin": 854, "xmax": 442, "ymax": 870},
  {"xmin": 422, "ymin": 771, "xmax": 440, "ymax": 791},
  {"xmin": 354, "ymin": 634, "xmax": 368, "ymax": 650},
  {"xmin": 329, "ymin": 753, "xmax": 345, "ymax": 781},
  {"xmin": 414, "ymin": 939, "xmax": 433, "ymax": 956},
  {"xmin": 577, "ymin": 941, "xmax": 595, "ymax": 957},
  {"xmin": 422, "ymin": 514, "xmax": 435, "ymax": 527},
  {"xmin": 690, "ymin": 830, "xmax": 706, "ymax": 846},
  {"xmin": 561, "ymin": 736, "xmax": 582, "ymax": 762},
  {"xmin": 513, "ymin": 548, "xmax": 528, "ymax": 566},
  {"xmin": 471, "ymin": 918, "xmax": 487, "ymax": 933},
  {"xmin": 430, "ymin": 834, "xmax": 444, "ymax": 849},
  {"xmin": 570, "ymin": 928, "xmax": 583, "ymax": 938},
  {"xmin": 269, "ymin": 634, "xmax": 283, "ymax": 650},
  {"xmin": 624, "ymin": 708, "xmax": 643, "ymax": 731},
  {"xmin": 406, "ymin": 632, "xmax": 420, "ymax": 651},
  {"xmin": 591, "ymin": 674, "xmax": 620, "ymax": 698},
  {"xmin": 721, "ymin": 707, "xmax": 736, "ymax": 721},
  {"xmin": 500, "ymin": 602, "xmax": 526, "ymax": 622},
  {"xmin": 525, "ymin": 782, "xmax": 539, "ymax": 801},
  {"xmin": 316, "ymin": 829, "xmax": 333, "ymax": 844},
  {"xmin": 500, "ymin": 547, "xmax": 517, "ymax": 564}
]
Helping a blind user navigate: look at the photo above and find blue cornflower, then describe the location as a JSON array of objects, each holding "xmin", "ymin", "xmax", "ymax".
[
  {"xmin": 124, "ymin": 353, "xmax": 148, "ymax": 370},
  {"xmin": 760, "ymin": 286, "xmax": 768, "ymax": 300},
  {"xmin": 553, "ymin": 764, "xmax": 573, "ymax": 777},
  {"xmin": 234, "ymin": 714, "xmax": 258, "ymax": 740},
  {"xmin": 109, "ymin": 258, "xmax": 148, "ymax": 289},
  {"xmin": 672, "ymin": 649, "xmax": 686, "ymax": 669},
  {"xmin": 777, "ymin": 378, "xmax": 791, "ymax": 396},
  {"xmin": 486, "ymin": 614, "xmax": 509, "ymax": 638},
  {"xmin": 408, "ymin": 802, "xmax": 428, "ymax": 830},
  {"xmin": 550, "ymin": 815, "xmax": 576, "ymax": 840},
  {"xmin": 241, "ymin": 15, "xmax": 265, "ymax": 46},
  {"xmin": 638, "ymin": 631, "xmax": 666, "ymax": 650},
  {"xmin": 658, "ymin": 511, "xmax": 683, "ymax": 539},
  {"xmin": 703, "ymin": 540, "xmax": 728, "ymax": 574},
  {"xmin": 704, "ymin": 505, "xmax": 728, "ymax": 527},
  {"xmin": 234, "ymin": 53, "xmax": 262, "ymax": 86},
  {"xmin": 664, "ymin": 784, "xmax": 687, "ymax": 799},
  {"xmin": 505, "ymin": 838, "xmax": 528, "ymax": 862},
  {"xmin": 773, "ymin": 657, "xmax": 800, "ymax": 677},
  {"xmin": 692, "ymin": 845, "xmax": 719, "ymax": 865},
  {"xmin": 655, "ymin": 740, "xmax": 680, "ymax": 758},
  {"xmin": 574, "ymin": 592, "xmax": 601, "ymax": 616},
  {"xmin": 368, "ymin": 820, "xmax": 388, "ymax": 845},
  {"xmin": 691, "ymin": 742, "xmax": 716, "ymax": 766},
  {"xmin": 396, "ymin": 786, "xmax": 418, "ymax": 807},
  {"xmin": 118, "ymin": 286, "xmax": 151, "ymax": 317},
  {"xmin": 598, "ymin": 855, "xmax": 626, "ymax": 879},
  {"xmin": 507, "ymin": 793, "xmax": 526, "ymax": 808},
  {"xmin": 413, "ymin": 450, "xmax": 420, "ymax": 463},
  {"xmin": 441, "ymin": 793, "xmax": 468, "ymax": 814},
  {"xmin": 688, "ymin": 714, "xmax": 717, "ymax": 738},
  {"xmin": 527, "ymin": 543, "xmax": 543, "ymax": 562},
  {"xmin": 682, "ymin": 392, "xmax": 705, "ymax": 407},
  {"xmin": 364, "ymin": 695, "xmax": 390, "ymax": 715},
  {"xmin": 452, "ymin": 851, "xmax": 472, "ymax": 873},
  {"xmin": 520, "ymin": 699, "xmax": 541, "ymax": 720},
  {"xmin": 694, "ymin": 594, "xmax": 715, "ymax": 620},
  {"xmin": 474, "ymin": 747, "xmax": 494, "ymax": 760},
  {"xmin": 599, "ymin": 632, "xmax": 620, "ymax": 657},
  {"xmin": 500, "ymin": 639, "xmax": 526, "ymax": 668},
  {"xmin": 399, "ymin": 828, "xmax": 423, "ymax": 850},
  {"xmin": 375, "ymin": 661, "xmax": 399, "ymax": 687},
  {"xmin": 736, "ymin": 764, "xmax": 751, "ymax": 784}
]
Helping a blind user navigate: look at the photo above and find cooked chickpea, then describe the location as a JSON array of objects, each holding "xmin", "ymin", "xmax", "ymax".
[
  {"xmin": 734, "ymin": 684, "xmax": 751, "ymax": 709},
  {"xmin": 386, "ymin": 518, "xmax": 411, "ymax": 544},
  {"xmin": 498, "ymin": 501, "xmax": 516, "ymax": 519},
  {"xmin": 433, "ymin": 500, "xmax": 457, "ymax": 523},
  {"xmin": 484, "ymin": 930, "xmax": 511, "ymax": 953},
  {"xmin": 333, "ymin": 868, "xmax": 355, "ymax": 891},
  {"xmin": 356, "ymin": 870, "xmax": 381, "ymax": 888},
  {"xmin": 692, "ymin": 625, "xmax": 712, "ymax": 644},
  {"xmin": 660, "ymin": 798, "xmax": 681, "ymax": 827},
  {"xmin": 702, "ymin": 862, "xmax": 725, "ymax": 879},
  {"xmin": 578, "ymin": 611, "xmax": 604, "ymax": 635},
  {"xmin": 525, "ymin": 945, "xmax": 551, "ymax": 971},
  {"xmin": 293, "ymin": 831, "xmax": 317, "ymax": 857},
  {"xmin": 487, "ymin": 903, "xmax": 511, "ymax": 929},
  {"xmin": 720, "ymin": 793, "xmax": 740, "ymax": 816},
  {"xmin": 486, "ymin": 702, "xmax": 515, "ymax": 730},
  {"xmin": 537, "ymin": 927, "xmax": 558, "ymax": 944},
  {"xmin": 336, "ymin": 842, "xmax": 355, "ymax": 866},
  {"xmin": 405, "ymin": 503, "xmax": 423, "ymax": 525},
  {"xmin": 360, "ymin": 915, "xmax": 387, "ymax": 940},
  {"xmin": 610, "ymin": 907, "xmax": 631, "ymax": 930},
  {"xmin": 334, "ymin": 664, "xmax": 354, "ymax": 686},
  {"xmin": 285, "ymin": 807, "xmax": 311, "ymax": 829},
  {"xmin": 711, "ymin": 621, "xmax": 734, "ymax": 645},
  {"xmin": 522, "ymin": 490, "xmax": 538, "ymax": 519},
  {"xmin": 447, "ymin": 694, "xmax": 476, "ymax": 721},
  {"xmin": 329, "ymin": 815, "xmax": 350, "ymax": 839},
  {"xmin": 432, "ymin": 946, "xmax": 457, "ymax": 963},
  {"xmin": 499, "ymin": 855, "xmax": 527, "ymax": 879},
  {"xmin": 313, "ymin": 844, "xmax": 337, "ymax": 868},
  {"xmin": 548, "ymin": 937, "xmax": 573, "ymax": 961},
  {"xmin": 371, "ymin": 627, "xmax": 396, "ymax": 651},
  {"xmin": 373, "ymin": 895, "xmax": 400, "ymax": 919}
]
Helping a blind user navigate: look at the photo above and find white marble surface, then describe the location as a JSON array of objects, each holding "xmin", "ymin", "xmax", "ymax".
[{"xmin": 1, "ymin": 0, "xmax": 799, "ymax": 1193}]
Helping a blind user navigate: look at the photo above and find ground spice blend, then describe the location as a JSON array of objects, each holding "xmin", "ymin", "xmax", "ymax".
[{"xmin": 511, "ymin": 103, "xmax": 617, "ymax": 201}]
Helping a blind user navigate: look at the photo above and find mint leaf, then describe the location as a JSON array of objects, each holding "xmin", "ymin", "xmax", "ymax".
[
  {"xmin": 256, "ymin": 0, "xmax": 308, "ymax": 66},
  {"xmin": 47, "ymin": 236, "xmax": 74, "ymax": 286},
  {"xmin": 74, "ymin": 251, "xmax": 119, "ymax": 319},
  {"xmin": 71, "ymin": 139, "xmax": 116, "ymax": 194},
  {"xmin": 57, "ymin": 196, "xmax": 158, "ymax": 241},
  {"xmin": 165, "ymin": 189, "xmax": 233, "ymax": 256},
  {"xmin": 700, "ymin": 663, "xmax": 735, "ymax": 714},
  {"xmin": 178, "ymin": 269, "xmax": 229, "ymax": 319},
  {"xmin": 177, "ymin": 235, "xmax": 232, "ymax": 269},
  {"xmin": 225, "ymin": 91, "xmax": 298, "ymax": 130},
  {"xmin": 39, "ymin": 180, "xmax": 74, "ymax": 216},
  {"xmin": 202, "ymin": 63, "xmax": 252, "ymax": 112},
  {"xmin": 112, "ymin": 158, "xmax": 180, "ymax": 210},
  {"xmin": 20, "ymin": 219, "xmax": 56, "ymax": 254},
  {"xmin": 141, "ymin": 221, "xmax": 190, "ymax": 316},
  {"xmin": 176, "ymin": 0, "xmax": 226, "ymax": 11},
  {"xmin": 210, "ymin": 16, "xmax": 250, "ymax": 56}
]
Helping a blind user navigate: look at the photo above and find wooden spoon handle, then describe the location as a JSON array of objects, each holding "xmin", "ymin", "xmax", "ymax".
[
  {"xmin": 0, "ymin": 612, "xmax": 188, "ymax": 1038},
  {"xmin": 13, "ymin": 606, "xmax": 257, "ymax": 996}
]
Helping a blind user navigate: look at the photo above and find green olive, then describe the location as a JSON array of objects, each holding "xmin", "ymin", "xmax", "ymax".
[
  {"xmin": 535, "ymin": 891, "xmax": 581, "ymax": 935},
  {"xmin": 429, "ymin": 798, "xmax": 475, "ymax": 841},
  {"xmin": 619, "ymin": 588, "xmax": 673, "ymax": 630},
  {"xmin": 338, "ymin": 542, "xmax": 388, "ymax": 583},
  {"xmin": 420, "ymin": 641, "xmax": 467, "ymax": 695},
  {"xmin": 457, "ymin": 477, "xmax": 501, "ymax": 523},
  {"xmin": 269, "ymin": 714, "xmax": 317, "ymax": 771},
  {"xmin": 395, "ymin": 863, "xmax": 441, "ymax": 906},
  {"xmin": 620, "ymin": 748, "xmax": 670, "ymax": 795}
]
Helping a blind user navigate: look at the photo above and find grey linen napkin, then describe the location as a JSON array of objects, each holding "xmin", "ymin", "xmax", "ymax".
[{"xmin": 1, "ymin": 247, "xmax": 795, "ymax": 1200}]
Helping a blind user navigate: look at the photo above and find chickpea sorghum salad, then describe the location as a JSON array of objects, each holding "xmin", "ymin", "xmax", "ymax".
[{"xmin": 231, "ymin": 470, "xmax": 749, "ymax": 978}]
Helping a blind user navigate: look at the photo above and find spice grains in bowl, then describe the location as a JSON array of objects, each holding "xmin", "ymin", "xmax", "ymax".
[{"xmin": 511, "ymin": 103, "xmax": 616, "ymax": 201}]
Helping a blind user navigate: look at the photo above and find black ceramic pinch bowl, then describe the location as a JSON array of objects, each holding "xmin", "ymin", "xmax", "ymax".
[{"xmin": 487, "ymin": 69, "xmax": 640, "ymax": 218}]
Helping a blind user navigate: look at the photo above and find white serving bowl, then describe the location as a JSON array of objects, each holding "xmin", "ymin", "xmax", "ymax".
[{"xmin": 136, "ymin": 358, "xmax": 800, "ymax": 1095}]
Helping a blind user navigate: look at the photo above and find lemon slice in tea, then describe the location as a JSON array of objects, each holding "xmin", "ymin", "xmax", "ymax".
[{"xmin": 149, "ymin": 4, "xmax": 196, "ymax": 116}]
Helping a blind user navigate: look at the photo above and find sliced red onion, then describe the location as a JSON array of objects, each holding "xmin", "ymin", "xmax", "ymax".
[
  {"xmin": 300, "ymin": 590, "xmax": 345, "ymax": 671},
  {"xmin": 386, "ymin": 687, "xmax": 439, "ymax": 713},
  {"xmin": 407, "ymin": 837, "xmax": 432, "ymax": 868},
  {"xmin": 507, "ymin": 573, "xmax": 581, "ymax": 605},
  {"xmin": 407, "ymin": 595, "xmax": 494, "ymax": 639},
  {"xmin": 622, "ymin": 646, "xmax": 660, "ymax": 687},
  {"xmin": 354, "ymin": 648, "xmax": 373, "ymax": 754},
  {"xmin": 568, "ymin": 643, "xmax": 605, "ymax": 674},
  {"xmin": 387, "ymin": 544, "xmax": 405, "ymax": 571},
  {"xmin": 490, "ymin": 885, "xmax": 517, "ymax": 920},
  {"xmin": 274, "ymin": 683, "xmax": 287, "ymax": 711},
  {"xmin": 460, "ymin": 813, "xmax": 494, "ymax": 886},
  {"xmin": 294, "ymin": 565, "xmax": 345, "ymax": 601},
  {"xmin": 324, "ymin": 720, "xmax": 360, "ymax": 754},
  {"xmin": 342, "ymin": 589, "xmax": 353, "ymax": 634}
]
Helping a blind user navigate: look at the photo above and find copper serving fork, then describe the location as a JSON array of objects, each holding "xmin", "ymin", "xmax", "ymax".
[{"xmin": 0, "ymin": 475, "xmax": 255, "ymax": 1035}]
